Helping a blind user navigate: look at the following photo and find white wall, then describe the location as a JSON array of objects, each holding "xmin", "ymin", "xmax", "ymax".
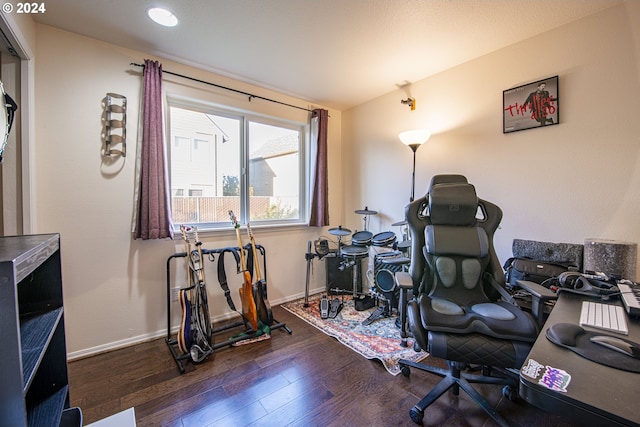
[
  {"xmin": 343, "ymin": 2, "xmax": 640, "ymax": 277},
  {"xmin": 32, "ymin": 24, "xmax": 343, "ymax": 356}
]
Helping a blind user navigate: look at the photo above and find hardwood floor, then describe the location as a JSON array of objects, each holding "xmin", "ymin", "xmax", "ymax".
[{"xmin": 68, "ymin": 305, "xmax": 578, "ymax": 427}]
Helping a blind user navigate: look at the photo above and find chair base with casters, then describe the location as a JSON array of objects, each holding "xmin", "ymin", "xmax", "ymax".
[{"xmin": 399, "ymin": 358, "xmax": 518, "ymax": 426}]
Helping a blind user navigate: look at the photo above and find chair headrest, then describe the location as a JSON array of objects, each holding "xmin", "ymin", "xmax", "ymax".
[
  {"xmin": 428, "ymin": 174, "xmax": 468, "ymax": 193},
  {"xmin": 429, "ymin": 183, "xmax": 478, "ymax": 226}
]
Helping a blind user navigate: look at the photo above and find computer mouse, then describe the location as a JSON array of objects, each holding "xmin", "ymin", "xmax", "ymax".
[{"xmin": 590, "ymin": 335, "xmax": 640, "ymax": 359}]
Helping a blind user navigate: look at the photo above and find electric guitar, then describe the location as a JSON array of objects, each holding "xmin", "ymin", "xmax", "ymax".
[
  {"xmin": 190, "ymin": 226, "xmax": 212, "ymax": 347},
  {"xmin": 177, "ymin": 225, "xmax": 194, "ymax": 354},
  {"xmin": 178, "ymin": 225, "xmax": 213, "ymax": 362},
  {"xmin": 247, "ymin": 223, "xmax": 273, "ymax": 326},
  {"xmin": 229, "ymin": 211, "xmax": 259, "ymax": 331}
]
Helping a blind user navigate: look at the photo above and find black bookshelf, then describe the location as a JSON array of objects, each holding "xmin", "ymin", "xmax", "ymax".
[{"xmin": 0, "ymin": 234, "xmax": 80, "ymax": 427}]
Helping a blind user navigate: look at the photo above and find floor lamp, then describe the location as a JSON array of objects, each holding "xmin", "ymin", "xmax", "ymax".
[{"xmin": 398, "ymin": 129, "xmax": 431, "ymax": 202}]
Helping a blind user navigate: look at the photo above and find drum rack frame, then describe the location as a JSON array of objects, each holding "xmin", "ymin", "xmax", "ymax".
[{"xmin": 165, "ymin": 246, "xmax": 292, "ymax": 374}]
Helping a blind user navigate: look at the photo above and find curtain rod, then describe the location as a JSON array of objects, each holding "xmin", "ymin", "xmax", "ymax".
[{"xmin": 130, "ymin": 62, "xmax": 311, "ymax": 113}]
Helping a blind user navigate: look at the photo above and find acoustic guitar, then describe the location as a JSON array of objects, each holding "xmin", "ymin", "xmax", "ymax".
[
  {"xmin": 247, "ymin": 223, "xmax": 273, "ymax": 326},
  {"xmin": 229, "ymin": 211, "xmax": 259, "ymax": 331}
]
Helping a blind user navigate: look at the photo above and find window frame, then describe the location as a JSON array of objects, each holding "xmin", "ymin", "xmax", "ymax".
[{"xmin": 165, "ymin": 94, "xmax": 309, "ymax": 233}]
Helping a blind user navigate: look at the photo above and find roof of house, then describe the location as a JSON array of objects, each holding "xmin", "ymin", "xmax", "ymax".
[{"xmin": 250, "ymin": 134, "xmax": 298, "ymax": 160}]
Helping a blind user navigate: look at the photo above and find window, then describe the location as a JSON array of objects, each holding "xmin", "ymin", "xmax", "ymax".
[{"xmin": 167, "ymin": 100, "xmax": 306, "ymax": 230}]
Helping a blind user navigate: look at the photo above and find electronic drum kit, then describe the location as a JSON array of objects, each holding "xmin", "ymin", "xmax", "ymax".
[{"xmin": 304, "ymin": 206, "xmax": 413, "ymax": 325}]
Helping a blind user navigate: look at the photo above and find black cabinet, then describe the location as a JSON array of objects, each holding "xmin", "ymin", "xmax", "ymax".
[{"xmin": 0, "ymin": 234, "xmax": 80, "ymax": 427}]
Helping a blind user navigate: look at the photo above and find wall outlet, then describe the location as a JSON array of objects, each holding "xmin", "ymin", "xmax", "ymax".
[{"xmin": 171, "ymin": 287, "xmax": 181, "ymax": 302}]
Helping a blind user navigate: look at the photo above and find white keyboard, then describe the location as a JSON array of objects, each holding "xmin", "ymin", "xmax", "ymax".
[{"xmin": 579, "ymin": 301, "xmax": 628, "ymax": 335}]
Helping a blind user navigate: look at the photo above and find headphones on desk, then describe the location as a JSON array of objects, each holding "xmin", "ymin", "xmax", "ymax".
[{"xmin": 557, "ymin": 271, "xmax": 619, "ymax": 298}]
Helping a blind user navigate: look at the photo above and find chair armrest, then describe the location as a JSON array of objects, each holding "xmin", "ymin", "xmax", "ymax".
[
  {"xmin": 515, "ymin": 280, "xmax": 557, "ymax": 301},
  {"xmin": 515, "ymin": 280, "xmax": 558, "ymax": 327},
  {"xmin": 395, "ymin": 271, "xmax": 414, "ymax": 347},
  {"xmin": 395, "ymin": 271, "xmax": 414, "ymax": 289}
]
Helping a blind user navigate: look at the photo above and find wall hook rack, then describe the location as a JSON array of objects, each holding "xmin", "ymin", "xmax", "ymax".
[{"xmin": 102, "ymin": 93, "xmax": 127, "ymax": 157}]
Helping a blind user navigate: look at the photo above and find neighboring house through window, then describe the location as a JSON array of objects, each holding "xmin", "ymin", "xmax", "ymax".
[{"xmin": 167, "ymin": 99, "xmax": 306, "ymax": 230}]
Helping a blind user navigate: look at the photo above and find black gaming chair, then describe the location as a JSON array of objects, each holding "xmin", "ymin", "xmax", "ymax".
[{"xmin": 397, "ymin": 175, "xmax": 544, "ymax": 426}]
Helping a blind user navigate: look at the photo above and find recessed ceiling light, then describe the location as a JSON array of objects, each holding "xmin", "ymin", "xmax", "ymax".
[{"xmin": 147, "ymin": 7, "xmax": 178, "ymax": 27}]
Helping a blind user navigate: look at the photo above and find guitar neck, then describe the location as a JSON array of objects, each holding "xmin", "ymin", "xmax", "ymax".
[
  {"xmin": 250, "ymin": 239, "xmax": 262, "ymax": 282},
  {"xmin": 247, "ymin": 224, "xmax": 262, "ymax": 282},
  {"xmin": 234, "ymin": 228, "xmax": 248, "ymax": 271},
  {"xmin": 180, "ymin": 225, "xmax": 193, "ymax": 286}
]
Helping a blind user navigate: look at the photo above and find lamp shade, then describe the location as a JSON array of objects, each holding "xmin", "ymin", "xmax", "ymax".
[{"xmin": 398, "ymin": 129, "xmax": 431, "ymax": 146}]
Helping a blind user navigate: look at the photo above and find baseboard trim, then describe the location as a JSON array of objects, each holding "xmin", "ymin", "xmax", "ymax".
[{"xmin": 67, "ymin": 288, "xmax": 324, "ymax": 361}]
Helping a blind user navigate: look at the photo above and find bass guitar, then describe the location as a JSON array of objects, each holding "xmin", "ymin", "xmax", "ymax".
[
  {"xmin": 178, "ymin": 225, "xmax": 213, "ymax": 362},
  {"xmin": 177, "ymin": 225, "xmax": 194, "ymax": 355},
  {"xmin": 229, "ymin": 211, "xmax": 259, "ymax": 332},
  {"xmin": 247, "ymin": 223, "xmax": 273, "ymax": 326}
]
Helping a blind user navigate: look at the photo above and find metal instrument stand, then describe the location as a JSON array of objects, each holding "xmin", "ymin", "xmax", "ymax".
[
  {"xmin": 165, "ymin": 246, "xmax": 291, "ymax": 374},
  {"xmin": 355, "ymin": 206, "xmax": 378, "ymax": 232},
  {"xmin": 304, "ymin": 241, "xmax": 315, "ymax": 307}
]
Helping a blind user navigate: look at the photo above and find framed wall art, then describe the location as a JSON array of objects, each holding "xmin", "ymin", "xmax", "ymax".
[{"xmin": 503, "ymin": 76, "xmax": 559, "ymax": 133}]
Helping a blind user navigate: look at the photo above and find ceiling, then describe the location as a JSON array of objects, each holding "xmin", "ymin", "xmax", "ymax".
[{"xmin": 34, "ymin": 0, "xmax": 621, "ymax": 110}]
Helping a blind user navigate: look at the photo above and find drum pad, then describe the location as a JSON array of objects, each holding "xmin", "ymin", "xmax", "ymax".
[{"xmin": 546, "ymin": 323, "xmax": 640, "ymax": 373}]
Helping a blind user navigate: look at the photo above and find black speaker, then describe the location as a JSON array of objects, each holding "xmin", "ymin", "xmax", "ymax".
[{"xmin": 326, "ymin": 251, "xmax": 363, "ymax": 294}]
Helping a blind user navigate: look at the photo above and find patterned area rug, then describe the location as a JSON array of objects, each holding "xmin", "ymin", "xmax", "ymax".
[{"xmin": 281, "ymin": 293, "xmax": 428, "ymax": 375}]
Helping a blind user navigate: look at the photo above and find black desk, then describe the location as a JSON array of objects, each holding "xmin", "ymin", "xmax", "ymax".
[{"xmin": 520, "ymin": 292, "xmax": 640, "ymax": 426}]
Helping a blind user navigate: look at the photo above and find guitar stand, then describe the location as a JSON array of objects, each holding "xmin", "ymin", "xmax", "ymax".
[{"xmin": 165, "ymin": 248, "xmax": 292, "ymax": 374}]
